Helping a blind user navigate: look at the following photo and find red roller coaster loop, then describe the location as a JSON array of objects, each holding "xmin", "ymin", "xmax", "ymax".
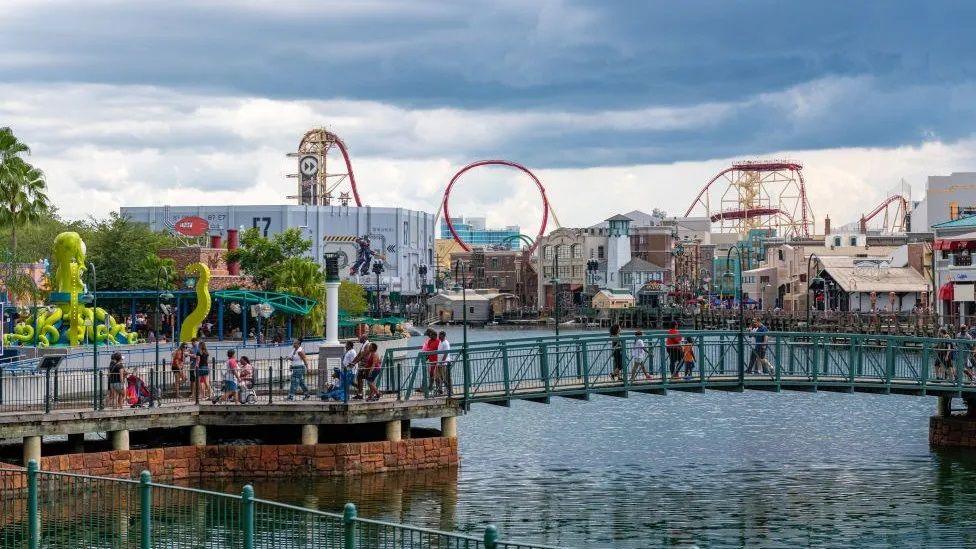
[
  {"xmin": 442, "ymin": 160, "xmax": 549, "ymax": 255},
  {"xmin": 296, "ymin": 128, "xmax": 362, "ymax": 207},
  {"xmin": 859, "ymin": 194, "xmax": 908, "ymax": 233}
]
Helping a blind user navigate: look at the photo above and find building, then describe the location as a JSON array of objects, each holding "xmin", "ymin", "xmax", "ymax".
[
  {"xmin": 451, "ymin": 248, "xmax": 538, "ymax": 308},
  {"xmin": 120, "ymin": 205, "xmax": 435, "ymax": 298},
  {"xmin": 592, "ymin": 288, "xmax": 635, "ymax": 309},
  {"xmin": 426, "ymin": 290, "xmax": 519, "ymax": 323},
  {"xmin": 157, "ymin": 245, "xmax": 254, "ymax": 291},
  {"xmin": 439, "ymin": 216, "xmax": 520, "ymax": 250},
  {"xmin": 434, "ymin": 238, "xmax": 464, "ymax": 280},
  {"xmin": 810, "ymin": 254, "xmax": 929, "ymax": 312},
  {"xmin": 932, "ymin": 214, "xmax": 976, "ymax": 317},
  {"xmin": 912, "ymin": 172, "xmax": 976, "ymax": 231}
]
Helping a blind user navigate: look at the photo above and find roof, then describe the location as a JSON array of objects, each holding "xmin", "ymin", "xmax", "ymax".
[
  {"xmin": 815, "ymin": 256, "xmax": 929, "ymax": 293},
  {"xmin": 595, "ymin": 289, "xmax": 635, "ymax": 301},
  {"xmin": 211, "ymin": 290, "xmax": 317, "ymax": 316},
  {"xmin": 619, "ymin": 257, "xmax": 666, "ymax": 273},
  {"xmin": 606, "ymin": 214, "xmax": 634, "ymax": 222},
  {"xmin": 933, "ymin": 214, "xmax": 976, "ymax": 229}
]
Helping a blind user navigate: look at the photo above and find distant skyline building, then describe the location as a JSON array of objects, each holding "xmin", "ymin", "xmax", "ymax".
[{"xmin": 440, "ymin": 216, "xmax": 521, "ymax": 250}]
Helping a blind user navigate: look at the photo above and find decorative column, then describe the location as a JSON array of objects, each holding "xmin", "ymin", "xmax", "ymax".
[{"xmin": 318, "ymin": 254, "xmax": 346, "ymax": 392}]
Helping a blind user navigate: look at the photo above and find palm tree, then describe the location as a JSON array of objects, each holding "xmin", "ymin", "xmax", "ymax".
[
  {"xmin": 0, "ymin": 127, "xmax": 50, "ymax": 257},
  {"xmin": 274, "ymin": 258, "xmax": 326, "ymax": 336}
]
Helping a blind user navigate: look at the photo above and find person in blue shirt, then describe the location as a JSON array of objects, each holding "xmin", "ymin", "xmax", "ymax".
[{"xmin": 747, "ymin": 319, "xmax": 769, "ymax": 374}]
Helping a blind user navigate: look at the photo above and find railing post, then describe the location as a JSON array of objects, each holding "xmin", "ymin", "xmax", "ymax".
[
  {"xmin": 343, "ymin": 502, "xmax": 357, "ymax": 549},
  {"xmin": 484, "ymin": 525, "xmax": 499, "ymax": 549},
  {"xmin": 580, "ymin": 341, "xmax": 590, "ymax": 390},
  {"xmin": 27, "ymin": 459, "xmax": 38, "ymax": 549},
  {"xmin": 140, "ymin": 471, "xmax": 152, "ymax": 549},
  {"xmin": 278, "ymin": 357, "xmax": 284, "ymax": 393},
  {"xmin": 462, "ymin": 346, "xmax": 471, "ymax": 408},
  {"xmin": 538, "ymin": 343, "xmax": 551, "ymax": 395},
  {"xmin": 92, "ymin": 367, "xmax": 99, "ymax": 411},
  {"xmin": 268, "ymin": 365, "xmax": 274, "ymax": 404},
  {"xmin": 241, "ymin": 485, "xmax": 255, "ymax": 549},
  {"xmin": 501, "ymin": 342, "xmax": 511, "ymax": 398},
  {"xmin": 44, "ymin": 367, "xmax": 51, "ymax": 414}
]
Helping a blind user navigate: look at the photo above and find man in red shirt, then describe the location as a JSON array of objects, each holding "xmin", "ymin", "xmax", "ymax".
[
  {"xmin": 665, "ymin": 322, "xmax": 682, "ymax": 379},
  {"xmin": 422, "ymin": 329, "xmax": 440, "ymax": 393}
]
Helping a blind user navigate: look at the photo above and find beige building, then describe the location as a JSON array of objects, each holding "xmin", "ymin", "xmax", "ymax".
[{"xmin": 592, "ymin": 288, "xmax": 635, "ymax": 309}]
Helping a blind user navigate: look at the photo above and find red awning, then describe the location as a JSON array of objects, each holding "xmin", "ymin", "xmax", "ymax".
[
  {"xmin": 935, "ymin": 239, "xmax": 976, "ymax": 251},
  {"xmin": 939, "ymin": 282, "xmax": 954, "ymax": 301}
]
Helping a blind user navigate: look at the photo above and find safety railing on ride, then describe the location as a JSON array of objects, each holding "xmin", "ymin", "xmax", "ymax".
[
  {"xmin": 0, "ymin": 462, "xmax": 555, "ymax": 548},
  {"xmin": 397, "ymin": 330, "xmax": 976, "ymax": 405}
]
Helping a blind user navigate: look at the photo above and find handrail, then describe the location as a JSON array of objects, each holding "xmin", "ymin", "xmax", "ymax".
[{"xmin": 0, "ymin": 464, "xmax": 558, "ymax": 548}]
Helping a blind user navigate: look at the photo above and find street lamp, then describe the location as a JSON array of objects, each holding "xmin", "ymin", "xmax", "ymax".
[
  {"xmin": 371, "ymin": 261, "xmax": 385, "ymax": 319},
  {"xmin": 723, "ymin": 246, "xmax": 745, "ymax": 385},
  {"xmin": 806, "ymin": 253, "xmax": 824, "ymax": 327},
  {"xmin": 154, "ymin": 266, "xmax": 174, "ymax": 368},
  {"xmin": 80, "ymin": 262, "xmax": 98, "ymax": 409},
  {"xmin": 452, "ymin": 259, "xmax": 470, "ymax": 405},
  {"xmin": 552, "ymin": 244, "xmax": 562, "ymax": 337}
]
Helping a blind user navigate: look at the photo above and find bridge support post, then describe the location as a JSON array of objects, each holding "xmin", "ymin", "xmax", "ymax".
[
  {"xmin": 301, "ymin": 424, "xmax": 318, "ymax": 445},
  {"xmin": 938, "ymin": 396, "xmax": 952, "ymax": 418},
  {"xmin": 68, "ymin": 433, "xmax": 85, "ymax": 453},
  {"xmin": 441, "ymin": 416, "xmax": 457, "ymax": 438},
  {"xmin": 189, "ymin": 425, "xmax": 207, "ymax": 446},
  {"xmin": 385, "ymin": 420, "xmax": 402, "ymax": 442},
  {"xmin": 23, "ymin": 435, "xmax": 40, "ymax": 466},
  {"xmin": 111, "ymin": 430, "xmax": 130, "ymax": 451}
]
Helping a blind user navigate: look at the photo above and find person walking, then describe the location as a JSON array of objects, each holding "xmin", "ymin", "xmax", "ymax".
[
  {"xmin": 171, "ymin": 343, "xmax": 188, "ymax": 398},
  {"xmin": 188, "ymin": 337, "xmax": 200, "ymax": 400},
  {"xmin": 682, "ymin": 337, "xmax": 696, "ymax": 380},
  {"xmin": 107, "ymin": 352, "xmax": 126, "ymax": 408},
  {"xmin": 215, "ymin": 349, "xmax": 240, "ymax": 404},
  {"xmin": 747, "ymin": 319, "xmax": 769, "ymax": 375},
  {"xmin": 609, "ymin": 324, "xmax": 624, "ymax": 381},
  {"xmin": 437, "ymin": 331, "xmax": 452, "ymax": 396},
  {"xmin": 666, "ymin": 323, "xmax": 682, "ymax": 379},
  {"xmin": 422, "ymin": 329, "xmax": 440, "ymax": 393},
  {"xmin": 353, "ymin": 333, "xmax": 372, "ymax": 399},
  {"xmin": 630, "ymin": 330, "xmax": 651, "ymax": 381},
  {"xmin": 365, "ymin": 342, "xmax": 384, "ymax": 401},
  {"xmin": 287, "ymin": 338, "xmax": 311, "ymax": 400},
  {"xmin": 195, "ymin": 341, "xmax": 211, "ymax": 401},
  {"xmin": 341, "ymin": 340, "xmax": 358, "ymax": 395}
]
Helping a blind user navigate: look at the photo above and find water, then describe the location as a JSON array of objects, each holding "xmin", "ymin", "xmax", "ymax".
[{"xmin": 205, "ymin": 328, "xmax": 976, "ymax": 547}]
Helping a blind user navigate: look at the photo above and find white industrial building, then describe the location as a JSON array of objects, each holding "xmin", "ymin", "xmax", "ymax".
[{"xmin": 120, "ymin": 205, "xmax": 435, "ymax": 297}]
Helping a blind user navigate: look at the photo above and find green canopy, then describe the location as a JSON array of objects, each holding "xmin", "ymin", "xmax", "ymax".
[{"xmin": 212, "ymin": 290, "xmax": 317, "ymax": 316}]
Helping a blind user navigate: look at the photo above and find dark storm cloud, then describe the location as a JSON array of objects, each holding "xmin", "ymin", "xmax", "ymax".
[{"xmin": 3, "ymin": 0, "xmax": 976, "ymax": 166}]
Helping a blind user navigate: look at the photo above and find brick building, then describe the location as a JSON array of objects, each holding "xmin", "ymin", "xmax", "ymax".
[{"xmin": 157, "ymin": 246, "xmax": 256, "ymax": 291}]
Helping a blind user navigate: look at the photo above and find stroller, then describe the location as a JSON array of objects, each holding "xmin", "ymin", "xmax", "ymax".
[{"xmin": 126, "ymin": 373, "xmax": 160, "ymax": 408}]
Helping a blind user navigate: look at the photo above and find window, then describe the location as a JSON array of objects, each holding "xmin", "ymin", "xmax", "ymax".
[
  {"xmin": 491, "ymin": 276, "xmax": 499, "ymax": 286},
  {"xmin": 543, "ymin": 246, "xmax": 553, "ymax": 260},
  {"xmin": 557, "ymin": 266, "xmax": 570, "ymax": 278},
  {"xmin": 833, "ymin": 237, "xmax": 841, "ymax": 247},
  {"xmin": 543, "ymin": 266, "xmax": 553, "ymax": 277},
  {"xmin": 777, "ymin": 250, "xmax": 784, "ymax": 261},
  {"xmin": 491, "ymin": 258, "xmax": 498, "ymax": 269},
  {"xmin": 469, "ymin": 306, "xmax": 475, "ymax": 313},
  {"xmin": 849, "ymin": 236, "xmax": 857, "ymax": 246},
  {"xmin": 760, "ymin": 275, "xmax": 770, "ymax": 283},
  {"xmin": 558, "ymin": 246, "xmax": 571, "ymax": 259},
  {"xmin": 598, "ymin": 246, "xmax": 605, "ymax": 259},
  {"xmin": 572, "ymin": 265, "xmax": 583, "ymax": 277},
  {"xmin": 589, "ymin": 248, "xmax": 595, "ymax": 259},
  {"xmin": 572, "ymin": 244, "xmax": 582, "ymax": 259}
]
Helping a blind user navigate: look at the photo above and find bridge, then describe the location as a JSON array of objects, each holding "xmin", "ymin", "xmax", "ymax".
[{"xmin": 391, "ymin": 330, "xmax": 976, "ymax": 413}]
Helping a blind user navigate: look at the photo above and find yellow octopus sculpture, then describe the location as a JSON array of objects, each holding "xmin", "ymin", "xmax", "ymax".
[
  {"xmin": 3, "ymin": 231, "xmax": 139, "ymax": 347},
  {"xmin": 179, "ymin": 262, "xmax": 211, "ymax": 343}
]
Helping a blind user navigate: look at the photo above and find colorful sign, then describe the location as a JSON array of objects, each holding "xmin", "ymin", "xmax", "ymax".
[{"xmin": 173, "ymin": 216, "xmax": 209, "ymax": 237}]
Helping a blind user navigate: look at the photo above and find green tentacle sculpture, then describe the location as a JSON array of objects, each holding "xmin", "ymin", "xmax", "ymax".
[{"xmin": 179, "ymin": 262, "xmax": 212, "ymax": 343}]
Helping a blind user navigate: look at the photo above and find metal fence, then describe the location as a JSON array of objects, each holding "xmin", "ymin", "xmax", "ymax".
[
  {"xmin": 0, "ymin": 462, "xmax": 556, "ymax": 548},
  {"xmin": 397, "ymin": 330, "xmax": 976, "ymax": 405}
]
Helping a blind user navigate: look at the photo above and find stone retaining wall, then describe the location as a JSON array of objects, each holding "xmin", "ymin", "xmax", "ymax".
[
  {"xmin": 1, "ymin": 437, "xmax": 457, "ymax": 485},
  {"xmin": 929, "ymin": 415, "xmax": 976, "ymax": 448}
]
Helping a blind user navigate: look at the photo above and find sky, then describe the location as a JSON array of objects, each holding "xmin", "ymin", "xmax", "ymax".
[{"xmin": 3, "ymin": 0, "xmax": 976, "ymax": 236}]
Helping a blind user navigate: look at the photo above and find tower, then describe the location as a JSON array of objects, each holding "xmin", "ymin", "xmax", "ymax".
[{"xmin": 605, "ymin": 215, "xmax": 632, "ymax": 288}]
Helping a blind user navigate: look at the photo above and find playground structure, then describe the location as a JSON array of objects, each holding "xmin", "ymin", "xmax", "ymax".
[
  {"xmin": 289, "ymin": 128, "xmax": 362, "ymax": 207},
  {"xmin": 685, "ymin": 160, "xmax": 814, "ymax": 238},
  {"xmin": 438, "ymin": 160, "xmax": 560, "ymax": 255},
  {"xmin": 3, "ymin": 232, "xmax": 139, "ymax": 347}
]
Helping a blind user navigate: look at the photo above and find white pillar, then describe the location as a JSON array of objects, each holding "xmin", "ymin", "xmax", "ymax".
[
  {"xmin": 325, "ymin": 281, "xmax": 340, "ymax": 346},
  {"xmin": 23, "ymin": 436, "xmax": 41, "ymax": 466},
  {"xmin": 385, "ymin": 420, "xmax": 402, "ymax": 442},
  {"xmin": 301, "ymin": 424, "xmax": 318, "ymax": 445},
  {"xmin": 111, "ymin": 430, "xmax": 129, "ymax": 451},
  {"xmin": 189, "ymin": 425, "xmax": 207, "ymax": 446},
  {"xmin": 441, "ymin": 416, "xmax": 457, "ymax": 438}
]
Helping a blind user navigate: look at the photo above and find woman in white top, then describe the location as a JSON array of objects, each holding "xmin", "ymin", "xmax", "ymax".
[
  {"xmin": 437, "ymin": 331, "xmax": 452, "ymax": 396},
  {"xmin": 287, "ymin": 339, "xmax": 310, "ymax": 400},
  {"xmin": 630, "ymin": 330, "xmax": 651, "ymax": 381}
]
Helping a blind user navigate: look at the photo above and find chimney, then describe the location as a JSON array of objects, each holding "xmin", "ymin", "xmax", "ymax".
[
  {"xmin": 210, "ymin": 234, "xmax": 222, "ymax": 249},
  {"xmin": 824, "ymin": 215, "xmax": 831, "ymax": 235},
  {"xmin": 226, "ymin": 229, "xmax": 240, "ymax": 275}
]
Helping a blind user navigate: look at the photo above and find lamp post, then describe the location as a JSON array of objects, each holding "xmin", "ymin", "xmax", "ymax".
[
  {"xmin": 806, "ymin": 253, "xmax": 824, "ymax": 327},
  {"xmin": 723, "ymin": 246, "xmax": 745, "ymax": 385},
  {"xmin": 371, "ymin": 261, "xmax": 385, "ymax": 319},
  {"xmin": 154, "ymin": 266, "xmax": 174, "ymax": 368},
  {"xmin": 453, "ymin": 259, "xmax": 470, "ymax": 406},
  {"xmin": 80, "ymin": 263, "xmax": 98, "ymax": 409}
]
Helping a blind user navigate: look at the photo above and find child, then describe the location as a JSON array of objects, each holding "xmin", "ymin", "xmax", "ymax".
[
  {"xmin": 630, "ymin": 330, "xmax": 651, "ymax": 381},
  {"xmin": 681, "ymin": 337, "xmax": 696, "ymax": 380}
]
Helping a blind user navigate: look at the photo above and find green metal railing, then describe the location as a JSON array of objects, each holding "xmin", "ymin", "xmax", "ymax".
[
  {"xmin": 397, "ymin": 330, "xmax": 976, "ymax": 406},
  {"xmin": 0, "ymin": 462, "xmax": 556, "ymax": 548}
]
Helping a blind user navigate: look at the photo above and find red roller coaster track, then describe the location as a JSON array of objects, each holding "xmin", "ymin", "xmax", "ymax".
[
  {"xmin": 684, "ymin": 161, "xmax": 811, "ymax": 237},
  {"xmin": 859, "ymin": 194, "xmax": 908, "ymax": 233},
  {"xmin": 442, "ymin": 160, "xmax": 549, "ymax": 255}
]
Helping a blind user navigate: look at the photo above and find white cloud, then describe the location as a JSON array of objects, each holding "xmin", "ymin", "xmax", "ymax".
[{"xmin": 3, "ymin": 82, "xmax": 976, "ymax": 236}]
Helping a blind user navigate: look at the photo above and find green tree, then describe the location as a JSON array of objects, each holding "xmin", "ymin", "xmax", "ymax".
[
  {"xmin": 273, "ymin": 257, "xmax": 326, "ymax": 336},
  {"xmin": 0, "ymin": 127, "xmax": 50, "ymax": 256},
  {"xmin": 225, "ymin": 228, "xmax": 312, "ymax": 290},
  {"xmin": 338, "ymin": 280, "xmax": 368, "ymax": 316},
  {"xmin": 80, "ymin": 213, "xmax": 179, "ymax": 290}
]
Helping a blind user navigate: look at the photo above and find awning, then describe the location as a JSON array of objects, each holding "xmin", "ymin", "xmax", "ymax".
[
  {"xmin": 934, "ymin": 233, "xmax": 976, "ymax": 250},
  {"xmin": 939, "ymin": 282, "xmax": 954, "ymax": 301}
]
